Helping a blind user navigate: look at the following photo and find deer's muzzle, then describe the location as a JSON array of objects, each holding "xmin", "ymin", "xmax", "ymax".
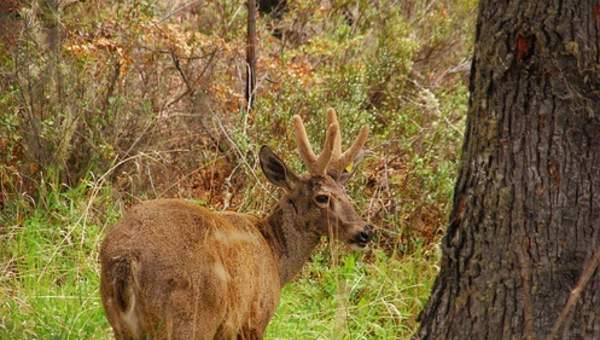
[{"xmin": 350, "ymin": 224, "xmax": 373, "ymax": 248}]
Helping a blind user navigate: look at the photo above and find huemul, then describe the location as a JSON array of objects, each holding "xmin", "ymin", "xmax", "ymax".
[{"xmin": 100, "ymin": 108, "xmax": 373, "ymax": 339}]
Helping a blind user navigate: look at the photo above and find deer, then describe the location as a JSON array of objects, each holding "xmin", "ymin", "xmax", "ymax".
[{"xmin": 99, "ymin": 108, "xmax": 373, "ymax": 339}]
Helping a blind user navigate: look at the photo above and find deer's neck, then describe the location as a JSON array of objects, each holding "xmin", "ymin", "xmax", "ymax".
[{"xmin": 261, "ymin": 200, "xmax": 321, "ymax": 286}]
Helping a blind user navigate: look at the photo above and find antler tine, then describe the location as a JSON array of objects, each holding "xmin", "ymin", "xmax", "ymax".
[
  {"xmin": 331, "ymin": 125, "xmax": 369, "ymax": 173},
  {"xmin": 326, "ymin": 108, "xmax": 342, "ymax": 159},
  {"xmin": 292, "ymin": 109, "xmax": 367, "ymax": 176},
  {"xmin": 292, "ymin": 115, "xmax": 318, "ymax": 167},
  {"xmin": 313, "ymin": 123, "xmax": 338, "ymax": 175}
]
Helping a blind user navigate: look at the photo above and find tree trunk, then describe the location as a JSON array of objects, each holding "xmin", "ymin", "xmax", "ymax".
[
  {"xmin": 245, "ymin": 0, "xmax": 257, "ymax": 110},
  {"xmin": 417, "ymin": 1, "xmax": 600, "ymax": 339}
]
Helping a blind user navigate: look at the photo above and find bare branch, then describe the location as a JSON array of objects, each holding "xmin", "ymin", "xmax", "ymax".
[
  {"xmin": 547, "ymin": 248, "xmax": 600, "ymax": 339},
  {"xmin": 159, "ymin": 0, "xmax": 203, "ymax": 23}
]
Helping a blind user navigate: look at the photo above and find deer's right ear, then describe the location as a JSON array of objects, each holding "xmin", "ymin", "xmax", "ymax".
[{"xmin": 259, "ymin": 145, "xmax": 299, "ymax": 191}]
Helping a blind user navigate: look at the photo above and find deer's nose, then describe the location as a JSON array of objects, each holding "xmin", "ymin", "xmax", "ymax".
[{"xmin": 354, "ymin": 225, "xmax": 373, "ymax": 244}]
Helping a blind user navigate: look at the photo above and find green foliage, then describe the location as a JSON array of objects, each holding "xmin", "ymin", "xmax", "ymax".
[{"xmin": 0, "ymin": 0, "xmax": 477, "ymax": 338}]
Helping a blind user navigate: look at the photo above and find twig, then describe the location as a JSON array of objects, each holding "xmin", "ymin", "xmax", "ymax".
[
  {"xmin": 226, "ymin": 2, "xmax": 246, "ymax": 31},
  {"xmin": 547, "ymin": 248, "xmax": 600, "ymax": 339},
  {"xmin": 157, "ymin": 156, "xmax": 225, "ymax": 197},
  {"xmin": 194, "ymin": 48, "xmax": 219, "ymax": 87},
  {"xmin": 102, "ymin": 59, "xmax": 121, "ymax": 112},
  {"xmin": 121, "ymin": 117, "xmax": 157, "ymax": 159},
  {"xmin": 159, "ymin": 0, "xmax": 203, "ymax": 23},
  {"xmin": 163, "ymin": 88, "xmax": 191, "ymax": 110},
  {"xmin": 214, "ymin": 116, "xmax": 276, "ymax": 200},
  {"xmin": 168, "ymin": 47, "xmax": 224, "ymax": 153},
  {"xmin": 221, "ymin": 163, "xmax": 242, "ymax": 210},
  {"xmin": 162, "ymin": 48, "xmax": 217, "ymax": 111},
  {"xmin": 171, "ymin": 52, "xmax": 193, "ymax": 94}
]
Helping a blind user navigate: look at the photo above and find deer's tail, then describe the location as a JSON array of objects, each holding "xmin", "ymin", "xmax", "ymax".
[{"xmin": 110, "ymin": 256, "xmax": 142, "ymax": 339}]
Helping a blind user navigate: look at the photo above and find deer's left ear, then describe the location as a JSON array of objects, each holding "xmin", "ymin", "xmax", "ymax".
[
  {"xmin": 332, "ymin": 149, "xmax": 365, "ymax": 185},
  {"xmin": 336, "ymin": 170, "xmax": 352, "ymax": 185},
  {"xmin": 259, "ymin": 145, "xmax": 299, "ymax": 191}
]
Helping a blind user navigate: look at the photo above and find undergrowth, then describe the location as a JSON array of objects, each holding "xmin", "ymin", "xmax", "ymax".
[
  {"xmin": 0, "ymin": 0, "xmax": 476, "ymax": 338},
  {"xmin": 1, "ymin": 180, "xmax": 438, "ymax": 339}
]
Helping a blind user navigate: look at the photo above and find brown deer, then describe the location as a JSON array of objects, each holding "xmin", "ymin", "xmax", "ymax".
[{"xmin": 99, "ymin": 108, "xmax": 373, "ymax": 339}]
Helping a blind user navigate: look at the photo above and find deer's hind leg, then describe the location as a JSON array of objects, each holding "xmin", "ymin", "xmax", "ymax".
[
  {"xmin": 236, "ymin": 327, "xmax": 264, "ymax": 340},
  {"xmin": 102, "ymin": 296, "xmax": 143, "ymax": 340},
  {"xmin": 161, "ymin": 278, "xmax": 226, "ymax": 340}
]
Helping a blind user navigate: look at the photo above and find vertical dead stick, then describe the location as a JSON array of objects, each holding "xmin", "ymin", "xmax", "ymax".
[
  {"xmin": 246, "ymin": 0, "xmax": 257, "ymax": 110},
  {"xmin": 547, "ymin": 248, "xmax": 600, "ymax": 339}
]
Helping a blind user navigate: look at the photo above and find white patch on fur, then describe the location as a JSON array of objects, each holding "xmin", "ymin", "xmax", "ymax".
[
  {"xmin": 213, "ymin": 229, "xmax": 259, "ymax": 246},
  {"xmin": 121, "ymin": 294, "xmax": 140, "ymax": 338},
  {"xmin": 213, "ymin": 262, "xmax": 230, "ymax": 282}
]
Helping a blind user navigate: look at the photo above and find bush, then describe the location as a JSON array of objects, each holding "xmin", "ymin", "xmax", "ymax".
[{"xmin": 0, "ymin": 0, "xmax": 477, "ymax": 338}]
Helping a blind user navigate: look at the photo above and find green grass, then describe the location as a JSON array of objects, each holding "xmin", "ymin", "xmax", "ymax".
[
  {"xmin": 0, "ymin": 183, "xmax": 114, "ymax": 338},
  {"xmin": 0, "ymin": 182, "xmax": 438, "ymax": 339},
  {"xmin": 267, "ymin": 249, "xmax": 438, "ymax": 339}
]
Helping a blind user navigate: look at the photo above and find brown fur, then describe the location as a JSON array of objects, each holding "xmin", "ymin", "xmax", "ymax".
[{"xmin": 100, "ymin": 112, "xmax": 371, "ymax": 339}]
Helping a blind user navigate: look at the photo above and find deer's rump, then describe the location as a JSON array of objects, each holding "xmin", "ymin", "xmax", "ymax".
[{"xmin": 100, "ymin": 199, "xmax": 281, "ymax": 339}]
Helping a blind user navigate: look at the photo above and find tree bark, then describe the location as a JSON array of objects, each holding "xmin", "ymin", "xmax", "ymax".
[
  {"xmin": 417, "ymin": 1, "xmax": 600, "ymax": 339},
  {"xmin": 246, "ymin": 0, "xmax": 257, "ymax": 110}
]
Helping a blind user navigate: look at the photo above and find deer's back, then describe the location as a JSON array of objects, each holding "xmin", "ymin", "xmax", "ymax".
[{"xmin": 100, "ymin": 199, "xmax": 280, "ymax": 339}]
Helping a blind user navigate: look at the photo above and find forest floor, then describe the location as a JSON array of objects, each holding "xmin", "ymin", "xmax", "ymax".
[{"xmin": 0, "ymin": 0, "xmax": 476, "ymax": 338}]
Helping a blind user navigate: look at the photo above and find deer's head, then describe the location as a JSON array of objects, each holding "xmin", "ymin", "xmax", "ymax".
[{"xmin": 259, "ymin": 109, "xmax": 373, "ymax": 249}]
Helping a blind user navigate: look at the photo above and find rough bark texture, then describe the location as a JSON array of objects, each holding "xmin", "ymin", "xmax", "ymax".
[{"xmin": 417, "ymin": 1, "xmax": 600, "ymax": 339}]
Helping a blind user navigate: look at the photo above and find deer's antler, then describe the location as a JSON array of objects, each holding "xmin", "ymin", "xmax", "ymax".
[{"xmin": 292, "ymin": 108, "xmax": 369, "ymax": 176}]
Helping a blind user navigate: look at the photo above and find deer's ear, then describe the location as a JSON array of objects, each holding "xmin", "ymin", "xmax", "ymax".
[
  {"xmin": 332, "ymin": 149, "xmax": 365, "ymax": 185},
  {"xmin": 336, "ymin": 170, "xmax": 352, "ymax": 185},
  {"xmin": 259, "ymin": 146, "xmax": 299, "ymax": 191}
]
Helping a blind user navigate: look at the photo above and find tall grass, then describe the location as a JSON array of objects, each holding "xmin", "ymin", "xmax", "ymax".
[
  {"xmin": 267, "ymin": 248, "xmax": 438, "ymax": 339},
  {"xmin": 0, "ymin": 179, "xmax": 438, "ymax": 339},
  {"xmin": 0, "ymin": 181, "xmax": 116, "ymax": 338}
]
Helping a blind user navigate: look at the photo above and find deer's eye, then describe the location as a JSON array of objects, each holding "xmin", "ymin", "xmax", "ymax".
[{"xmin": 314, "ymin": 194, "xmax": 330, "ymax": 205}]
